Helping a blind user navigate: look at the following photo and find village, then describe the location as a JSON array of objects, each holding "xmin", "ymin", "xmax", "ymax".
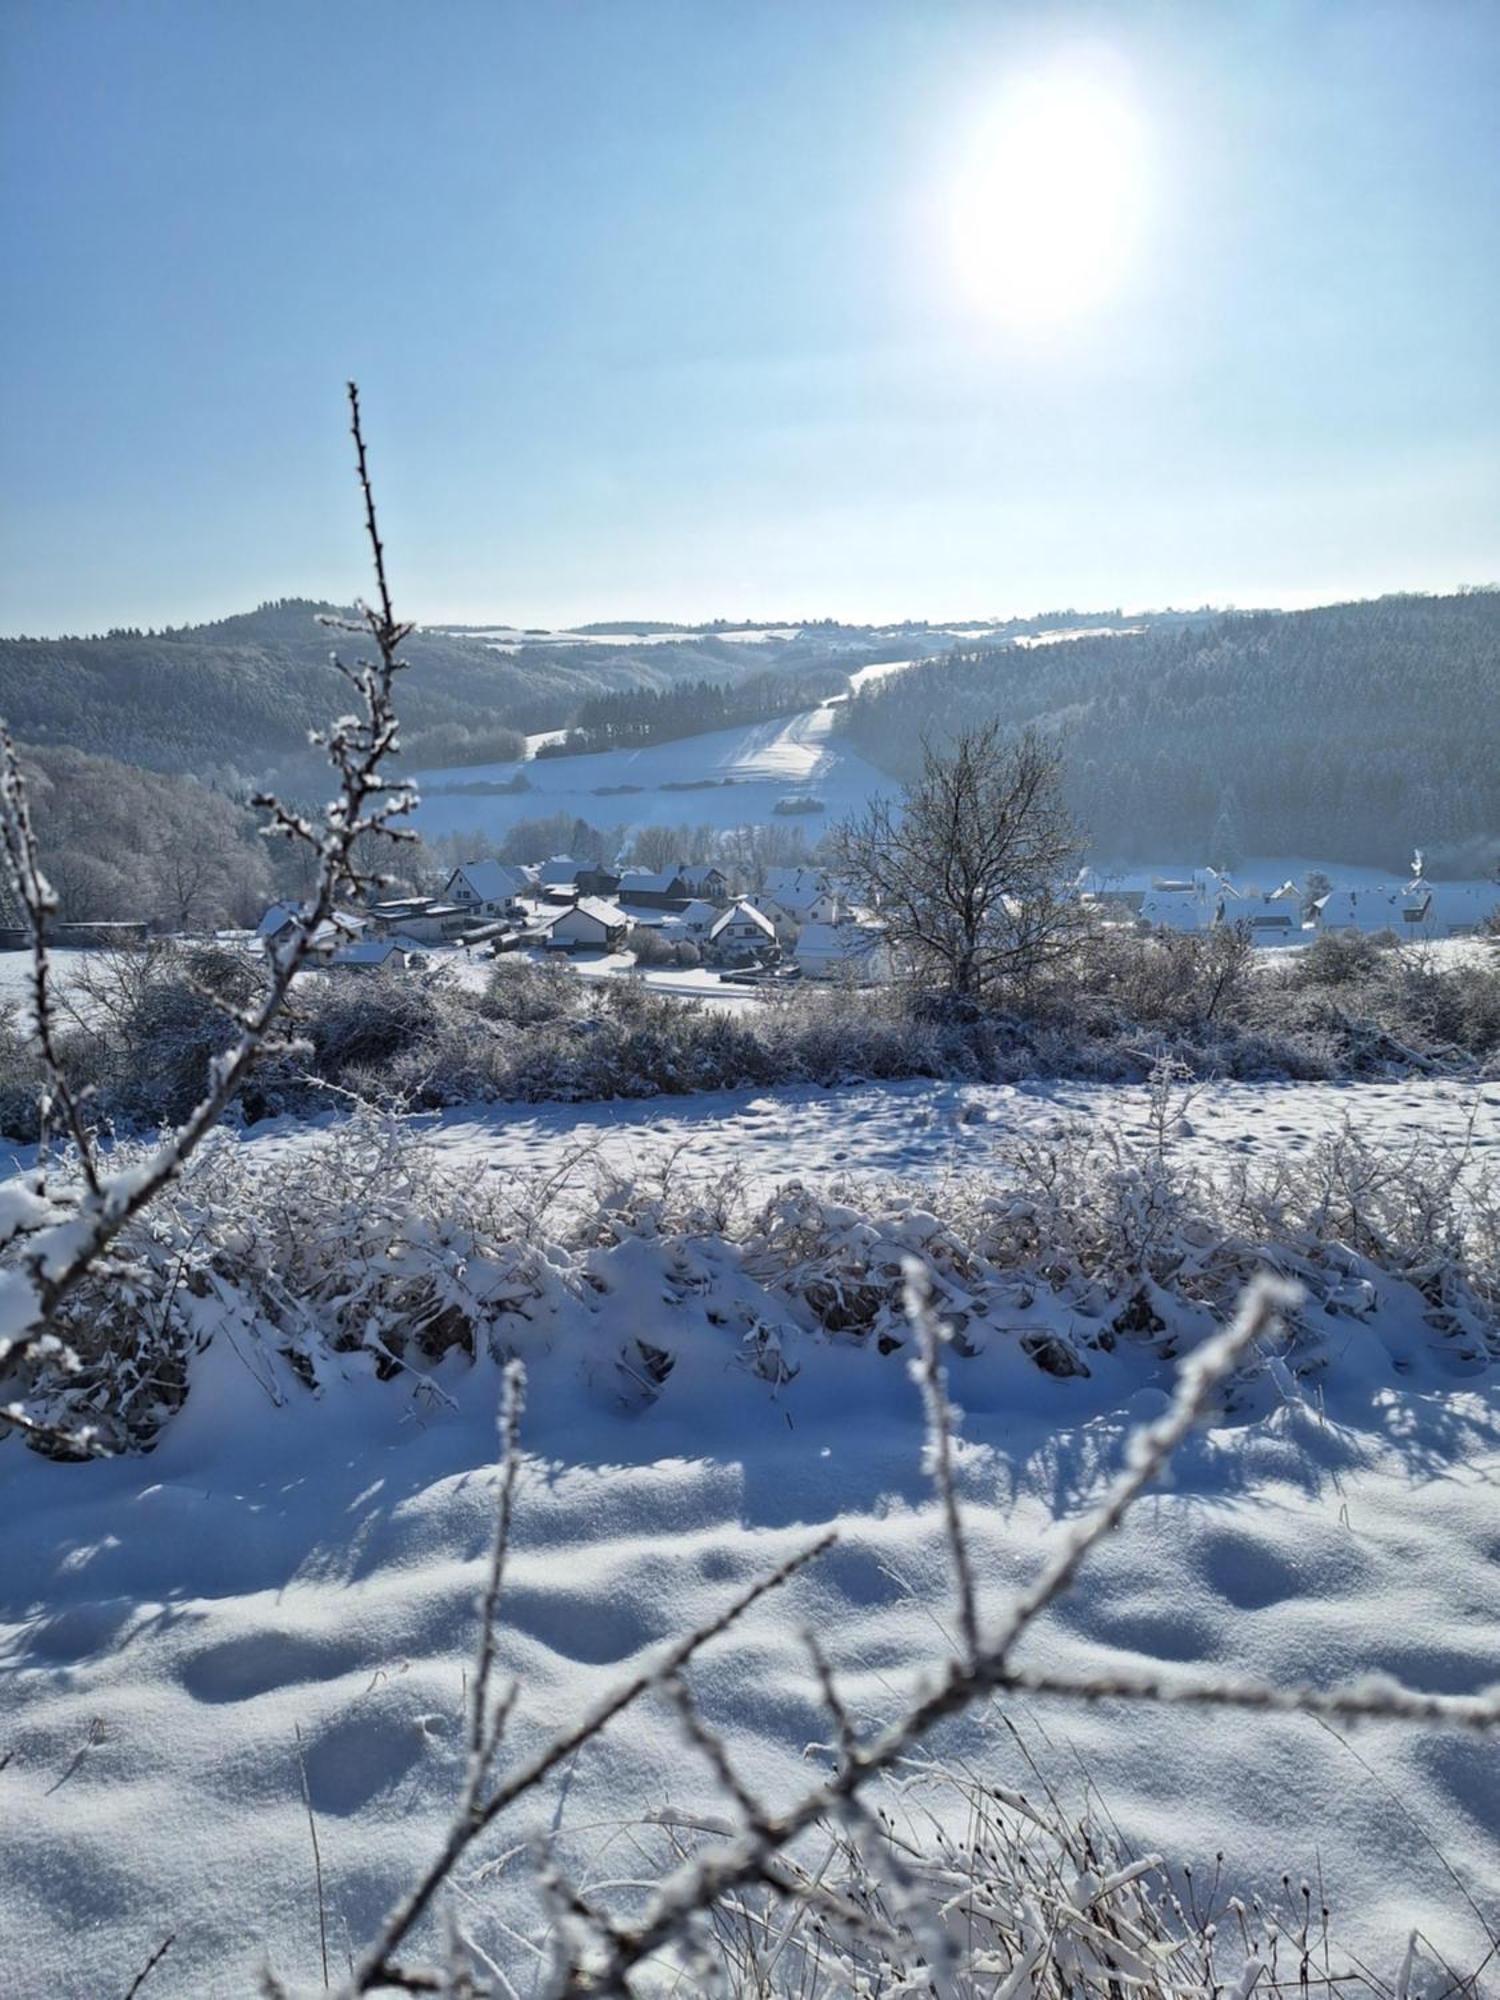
[
  {"xmin": 252, "ymin": 855, "xmax": 897, "ymax": 987},
  {"xmin": 245, "ymin": 853, "xmax": 1500, "ymax": 992}
]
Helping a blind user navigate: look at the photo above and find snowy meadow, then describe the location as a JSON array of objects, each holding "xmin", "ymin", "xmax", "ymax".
[{"xmin": 2, "ymin": 1066, "xmax": 1498, "ymax": 1994}]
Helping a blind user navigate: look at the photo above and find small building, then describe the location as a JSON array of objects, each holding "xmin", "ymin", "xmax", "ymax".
[
  {"xmin": 256, "ymin": 900, "xmax": 304, "ymax": 943},
  {"xmin": 795, "ymin": 921, "xmax": 892, "ymax": 984},
  {"xmin": 443, "ymin": 861, "xmax": 530, "ymax": 918},
  {"xmin": 707, "ymin": 900, "xmax": 779, "ymax": 968},
  {"xmin": 761, "ymin": 866, "xmax": 843, "ymax": 923},
  {"xmin": 617, "ymin": 867, "xmax": 690, "ymax": 908},
  {"xmin": 544, "ymin": 897, "xmax": 630, "ymax": 952},
  {"xmin": 677, "ymin": 899, "xmax": 721, "ymax": 938},
  {"xmin": 576, "ymin": 865, "xmax": 623, "ymax": 898},
  {"xmin": 258, "ymin": 904, "xmax": 369, "ymax": 957},
  {"xmin": 366, "ymin": 898, "xmax": 478, "ymax": 943},
  {"xmin": 762, "ymin": 866, "xmax": 838, "ymax": 921},
  {"xmin": 322, "ymin": 937, "xmax": 426, "ymax": 973},
  {"xmin": 1138, "ymin": 880, "xmax": 1218, "ymax": 932},
  {"xmin": 741, "ymin": 895, "xmax": 800, "ymax": 948},
  {"xmin": 677, "ymin": 863, "xmax": 731, "ymax": 904}
]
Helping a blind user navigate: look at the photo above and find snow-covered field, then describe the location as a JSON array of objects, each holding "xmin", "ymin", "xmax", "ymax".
[
  {"xmin": 409, "ymin": 678, "xmax": 915, "ymax": 843},
  {"xmin": 372, "ymin": 1071, "xmax": 1500, "ymax": 1216},
  {"xmin": 2, "ymin": 1074, "xmax": 1498, "ymax": 1994}
]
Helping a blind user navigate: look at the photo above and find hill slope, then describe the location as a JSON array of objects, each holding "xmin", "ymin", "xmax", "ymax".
[
  {"xmin": 835, "ymin": 591, "xmax": 1500, "ymax": 870},
  {"xmin": 0, "ymin": 601, "xmax": 878, "ymax": 791}
]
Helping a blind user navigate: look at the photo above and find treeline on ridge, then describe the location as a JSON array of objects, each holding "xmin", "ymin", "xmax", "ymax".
[
  {"xmin": 534, "ymin": 665, "xmax": 851, "ymax": 758},
  {"xmin": 0, "ymin": 599, "xmax": 841, "ymax": 796},
  {"xmin": 833, "ymin": 590, "xmax": 1500, "ymax": 871}
]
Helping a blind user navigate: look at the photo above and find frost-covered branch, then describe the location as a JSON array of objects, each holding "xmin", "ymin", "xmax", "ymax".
[
  {"xmin": 0, "ymin": 382, "xmax": 414, "ymax": 1444},
  {"xmin": 331, "ymin": 1271, "xmax": 1499, "ymax": 1997}
]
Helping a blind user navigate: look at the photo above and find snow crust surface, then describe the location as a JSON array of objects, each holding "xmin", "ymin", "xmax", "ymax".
[{"xmin": 1, "ymin": 1077, "xmax": 1497, "ymax": 1995}]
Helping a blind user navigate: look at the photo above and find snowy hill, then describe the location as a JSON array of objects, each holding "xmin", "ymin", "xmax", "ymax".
[{"xmin": 410, "ymin": 687, "xmax": 903, "ymax": 841}]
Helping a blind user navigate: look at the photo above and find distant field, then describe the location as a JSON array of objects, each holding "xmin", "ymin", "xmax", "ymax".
[{"xmin": 409, "ymin": 691, "xmax": 902, "ymax": 841}]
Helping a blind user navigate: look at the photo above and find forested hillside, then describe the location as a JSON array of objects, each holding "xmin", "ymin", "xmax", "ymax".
[
  {"xmin": 13, "ymin": 746, "xmax": 279, "ymax": 927},
  {"xmin": 833, "ymin": 591, "xmax": 1500, "ymax": 870},
  {"xmin": 0, "ymin": 600, "xmax": 846, "ymax": 792}
]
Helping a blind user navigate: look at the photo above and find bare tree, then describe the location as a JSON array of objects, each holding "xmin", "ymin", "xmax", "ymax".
[
  {"xmin": 832, "ymin": 723, "xmax": 1083, "ymax": 1005},
  {"xmin": 625, "ymin": 823, "xmax": 686, "ymax": 874}
]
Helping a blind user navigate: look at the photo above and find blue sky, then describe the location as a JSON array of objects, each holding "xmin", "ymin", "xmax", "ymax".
[{"xmin": 2, "ymin": 0, "xmax": 1497, "ymax": 633}]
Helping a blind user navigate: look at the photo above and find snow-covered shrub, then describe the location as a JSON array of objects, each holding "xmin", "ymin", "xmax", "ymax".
[
  {"xmin": 304, "ymin": 968, "xmax": 448, "ymax": 1085},
  {"xmin": 7, "ymin": 930, "xmax": 1498, "ymax": 1148},
  {"xmin": 624, "ymin": 922, "xmax": 675, "ymax": 967},
  {"xmin": 479, "ymin": 956, "xmax": 578, "ymax": 1028},
  {"xmin": 10, "ymin": 1091, "xmax": 1493, "ymax": 1451}
]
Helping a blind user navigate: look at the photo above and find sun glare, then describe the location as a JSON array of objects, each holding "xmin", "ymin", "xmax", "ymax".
[{"xmin": 949, "ymin": 64, "xmax": 1151, "ymax": 330}]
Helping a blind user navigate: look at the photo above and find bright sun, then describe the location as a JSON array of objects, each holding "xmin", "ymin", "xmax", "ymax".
[{"xmin": 949, "ymin": 65, "xmax": 1150, "ymax": 330}]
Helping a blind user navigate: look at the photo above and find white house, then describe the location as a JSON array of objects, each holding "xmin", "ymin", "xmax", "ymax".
[
  {"xmin": 443, "ymin": 861, "xmax": 530, "ymax": 917},
  {"xmin": 742, "ymin": 895, "xmax": 800, "ymax": 948},
  {"xmin": 762, "ymin": 866, "xmax": 839, "ymax": 921},
  {"xmin": 707, "ymin": 900, "xmax": 779, "ymax": 967},
  {"xmin": 795, "ymin": 920, "xmax": 892, "ymax": 984},
  {"xmin": 544, "ymin": 897, "xmax": 629, "ymax": 952}
]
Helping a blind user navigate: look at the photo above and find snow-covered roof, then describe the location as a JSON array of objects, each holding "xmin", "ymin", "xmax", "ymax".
[
  {"xmin": 763, "ymin": 866, "xmax": 829, "ymax": 911},
  {"xmin": 1319, "ymin": 882, "xmax": 1500, "ymax": 934},
  {"xmin": 1139, "ymin": 886, "xmax": 1215, "ymax": 931},
  {"xmin": 261, "ymin": 905, "xmax": 368, "ymax": 949},
  {"xmin": 677, "ymin": 862, "xmax": 725, "ymax": 890},
  {"xmin": 330, "ymin": 938, "xmax": 409, "ymax": 967},
  {"xmin": 539, "ymin": 855, "xmax": 588, "ymax": 885},
  {"xmin": 795, "ymin": 922, "xmax": 890, "ymax": 978},
  {"xmin": 678, "ymin": 899, "xmax": 720, "ymax": 930},
  {"xmin": 446, "ymin": 860, "xmax": 528, "ymax": 902},
  {"xmin": 618, "ymin": 867, "xmax": 682, "ymax": 894},
  {"xmin": 550, "ymin": 896, "xmax": 628, "ymax": 930},
  {"xmin": 709, "ymin": 900, "xmax": 776, "ymax": 941}
]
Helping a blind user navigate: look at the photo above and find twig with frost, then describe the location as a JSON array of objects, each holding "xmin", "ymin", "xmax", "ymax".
[
  {"xmin": 294, "ymin": 1723, "xmax": 331, "ymax": 1990},
  {"xmin": 0, "ymin": 731, "xmax": 104, "ymax": 1198},
  {"xmin": 905, "ymin": 1254, "xmax": 979, "ymax": 1665},
  {"xmin": 121, "ymin": 1931, "xmax": 176, "ymax": 1999},
  {"xmin": 0, "ymin": 383, "xmax": 413, "ymax": 1445},
  {"xmin": 539, "ymin": 1277, "xmax": 1500, "ymax": 1997},
  {"xmin": 346, "ymin": 1524, "xmax": 834, "ymax": 1993}
]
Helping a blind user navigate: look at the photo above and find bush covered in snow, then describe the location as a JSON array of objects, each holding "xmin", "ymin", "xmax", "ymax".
[
  {"xmin": 6, "ymin": 1092, "xmax": 1493, "ymax": 1453},
  {"xmin": 3, "ymin": 931, "xmax": 1498, "ymax": 1143}
]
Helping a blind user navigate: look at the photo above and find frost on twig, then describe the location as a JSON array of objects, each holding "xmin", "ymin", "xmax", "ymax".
[
  {"xmin": 328, "ymin": 1275, "xmax": 1499, "ymax": 1997},
  {"xmin": 0, "ymin": 383, "xmax": 414, "ymax": 1452}
]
